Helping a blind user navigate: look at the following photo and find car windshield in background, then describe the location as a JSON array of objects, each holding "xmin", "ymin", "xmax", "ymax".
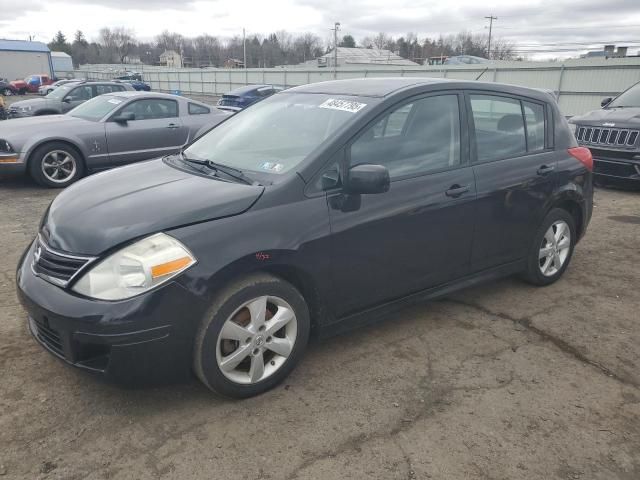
[
  {"xmin": 608, "ymin": 84, "xmax": 640, "ymax": 108},
  {"xmin": 68, "ymin": 95, "xmax": 124, "ymax": 121},
  {"xmin": 47, "ymin": 85, "xmax": 73, "ymax": 99},
  {"xmin": 185, "ymin": 93, "xmax": 372, "ymax": 175}
]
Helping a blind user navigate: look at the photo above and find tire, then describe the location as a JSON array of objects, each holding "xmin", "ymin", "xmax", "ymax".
[
  {"xmin": 522, "ymin": 208, "xmax": 576, "ymax": 286},
  {"xmin": 194, "ymin": 273, "xmax": 310, "ymax": 398},
  {"xmin": 2, "ymin": 88, "xmax": 12, "ymax": 96},
  {"xmin": 28, "ymin": 142, "xmax": 85, "ymax": 188}
]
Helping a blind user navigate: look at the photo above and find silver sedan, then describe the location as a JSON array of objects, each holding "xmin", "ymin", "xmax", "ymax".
[{"xmin": 0, "ymin": 91, "xmax": 231, "ymax": 187}]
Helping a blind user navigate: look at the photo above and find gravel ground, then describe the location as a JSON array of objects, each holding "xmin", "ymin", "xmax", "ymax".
[{"xmin": 0, "ymin": 174, "xmax": 639, "ymax": 479}]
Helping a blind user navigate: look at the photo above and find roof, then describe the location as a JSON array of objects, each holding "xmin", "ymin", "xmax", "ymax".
[
  {"xmin": 287, "ymin": 77, "xmax": 449, "ymax": 97},
  {"xmin": 322, "ymin": 47, "xmax": 418, "ymax": 66},
  {"xmin": 225, "ymin": 84, "xmax": 273, "ymax": 95},
  {"xmin": 0, "ymin": 39, "xmax": 49, "ymax": 53},
  {"xmin": 160, "ymin": 50, "xmax": 180, "ymax": 58},
  {"xmin": 51, "ymin": 51, "xmax": 71, "ymax": 58}
]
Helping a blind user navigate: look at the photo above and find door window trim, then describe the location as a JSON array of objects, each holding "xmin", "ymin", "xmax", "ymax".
[
  {"xmin": 465, "ymin": 90, "xmax": 553, "ymax": 165},
  {"xmin": 108, "ymin": 97, "xmax": 179, "ymax": 122}
]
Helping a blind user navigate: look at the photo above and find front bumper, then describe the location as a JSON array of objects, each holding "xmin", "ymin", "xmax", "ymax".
[
  {"xmin": 591, "ymin": 154, "xmax": 640, "ymax": 185},
  {"xmin": 0, "ymin": 153, "xmax": 27, "ymax": 175},
  {"xmin": 16, "ymin": 241, "xmax": 208, "ymax": 384}
]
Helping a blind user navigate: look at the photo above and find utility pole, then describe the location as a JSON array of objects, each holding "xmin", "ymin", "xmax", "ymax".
[
  {"xmin": 243, "ymin": 28, "xmax": 247, "ymax": 69},
  {"xmin": 485, "ymin": 15, "xmax": 497, "ymax": 60},
  {"xmin": 331, "ymin": 22, "xmax": 340, "ymax": 79}
]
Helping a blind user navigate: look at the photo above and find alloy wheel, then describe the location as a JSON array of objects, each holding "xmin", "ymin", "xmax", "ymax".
[
  {"xmin": 3, "ymin": 88, "xmax": 12, "ymax": 96},
  {"xmin": 216, "ymin": 296, "xmax": 298, "ymax": 385},
  {"xmin": 538, "ymin": 220, "xmax": 571, "ymax": 276},
  {"xmin": 41, "ymin": 150, "xmax": 77, "ymax": 184}
]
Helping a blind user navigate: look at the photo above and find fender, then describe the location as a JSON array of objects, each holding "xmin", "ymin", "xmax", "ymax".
[{"xmin": 23, "ymin": 135, "xmax": 89, "ymax": 167}]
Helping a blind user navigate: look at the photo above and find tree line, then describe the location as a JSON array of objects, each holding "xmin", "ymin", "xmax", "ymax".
[{"xmin": 47, "ymin": 28, "xmax": 515, "ymax": 68}]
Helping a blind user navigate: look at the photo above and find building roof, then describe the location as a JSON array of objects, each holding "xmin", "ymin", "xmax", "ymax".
[
  {"xmin": 51, "ymin": 51, "xmax": 71, "ymax": 58},
  {"xmin": 160, "ymin": 50, "xmax": 180, "ymax": 58},
  {"xmin": 323, "ymin": 47, "xmax": 418, "ymax": 66},
  {"xmin": 0, "ymin": 39, "xmax": 50, "ymax": 53}
]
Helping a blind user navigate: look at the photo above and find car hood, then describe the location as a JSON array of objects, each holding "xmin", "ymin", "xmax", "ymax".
[
  {"xmin": 571, "ymin": 107, "xmax": 640, "ymax": 127},
  {"xmin": 43, "ymin": 158, "xmax": 265, "ymax": 255},
  {"xmin": 0, "ymin": 115, "xmax": 93, "ymax": 143},
  {"xmin": 9, "ymin": 97, "xmax": 51, "ymax": 109}
]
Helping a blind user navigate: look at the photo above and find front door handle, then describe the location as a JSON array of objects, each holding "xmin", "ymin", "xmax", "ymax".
[
  {"xmin": 167, "ymin": 123, "xmax": 179, "ymax": 129},
  {"xmin": 537, "ymin": 164, "xmax": 555, "ymax": 176},
  {"xmin": 445, "ymin": 184, "xmax": 470, "ymax": 198}
]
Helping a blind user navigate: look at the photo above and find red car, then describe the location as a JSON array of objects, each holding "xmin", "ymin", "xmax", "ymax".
[{"xmin": 10, "ymin": 74, "xmax": 54, "ymax": 94}]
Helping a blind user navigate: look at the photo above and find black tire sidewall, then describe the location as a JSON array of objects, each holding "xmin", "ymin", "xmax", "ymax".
[
  {"xmin": 526, "ymin": 208, "xmax": 576, "ymax": 286},
  {"xmin": 195, "ymin": 275, "xmax": 310, "ymax": 399},
  {"xmin": 29, "ymin": 142, "xmax": 84, "ymax": 188}
]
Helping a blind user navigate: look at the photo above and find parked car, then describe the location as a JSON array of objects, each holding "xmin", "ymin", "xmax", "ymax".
[
  {"xmin": 0, "ymin": 79, "xmax": 19, "ymax": 96},
  {"xmin": 217, "ymin": 84, "xmax": 284, "ymax": 111},
  {"xmin": 10, "ymin": 74, "xmax": 54, "ymax": 94},
  {"xmin": 569, "ymin": 80, "xmax": 640, "ymax": 187},
  {"xmin": 8, "ymin": 81, "xmax": 135, "ymax": 118},
  {"xmin": 38, "ymin": 78, "xmax": 83, "ymax": 96},
  {"xmin": 0, "ymin": 91, "xmax": 230, "ymax": 187},
  {"xmin": 119, "ymin": 79, "xmax": 151, "ymax": 91},
  {"xmin": 15, "ymin": 78, "xmax": 593, "ymax": 398}
]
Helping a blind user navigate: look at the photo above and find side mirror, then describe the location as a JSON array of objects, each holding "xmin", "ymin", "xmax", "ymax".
[
  {"xmin": 62, "ymin": 97, "xmax": 72, "ymax": 103},
  {"xmin": 112, "ymin": 112, "xmax": 135, "ymax": 123},
  {"xmin": 601, "ymin": 97, "xmax": 613, "ymax": 108},
  {"xmin": 346, "ymin": 164, "xmax": 390, "ymax": 195}
]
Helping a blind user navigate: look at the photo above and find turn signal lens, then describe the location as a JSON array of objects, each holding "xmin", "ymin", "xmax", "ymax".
[
  {"xmin": 151, "ymin": 256, "xmax": 193, "ymax": 279},
  {"xmin": 568, "ymin": 147, "xmax": 593, "ymax": 172}
]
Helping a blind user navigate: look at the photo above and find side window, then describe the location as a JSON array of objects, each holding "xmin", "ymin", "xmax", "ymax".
[
  {"xmin": 470, "ymin": 94, "xmax": 526, "ymax": 163},
  {"xmin": 66, "ymin": 86, "xmax": 93, "ymax": 101},
  {"xmin": 523, "ymin": 101, "xmax": 546, "ymax": 151},
  {"xmin": 96, "ymin": 85, "xmax": 116, "ymax": 95},
  {"xmin": 188, "ymin": 102, "xmax": 210, "ymax": 115},
  {"xmin": 350, "ymin": 95, "xmax": 461, "ymax": 179},
  {"xmin": 118, "ymin": 99, "xmax": 178, "ymax": 120}
]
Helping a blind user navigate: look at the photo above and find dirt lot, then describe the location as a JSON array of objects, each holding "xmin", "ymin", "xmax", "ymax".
[{"xmin": 0, "ymin": 175, "xmax": 639, "ymax": 480}]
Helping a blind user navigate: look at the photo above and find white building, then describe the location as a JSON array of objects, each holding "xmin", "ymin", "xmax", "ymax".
[
  {"xmin": 159, "ymin": 50, "xmax": 182, "ymax": 68},
  {"xmin": 0, "ymin": 39, "xmax": 52, "ymax": 80},
  {"xmin": 51, "ymin": 51, "xmax": 73, "ymax": 75},
  {"xmin": 303, "ymin": 47, "xmax": 419, "ymax": 68}
]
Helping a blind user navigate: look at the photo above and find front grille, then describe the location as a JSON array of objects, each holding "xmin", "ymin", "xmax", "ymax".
[
  {"xmin": 30, "ymin": 316, "xmax": 64, "ymax": 357},
  {"xmin": 31, "ymin": 235, "xmax": 94, "ymax": 287},
  {"xmin": 577, "ymin": 126, "xmax": 639, "ymax": 148}
]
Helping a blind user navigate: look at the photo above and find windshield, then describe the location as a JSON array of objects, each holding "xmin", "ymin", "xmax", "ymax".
[
  {"xmin": 47, "ymin": 85, "xmax": 73, "ymax": 99},
  {"xmin": 68, "ymin": 95, "xmax": 124, "ymax": 121},
  {"xmin": 185, "ymin": 93, "xmax": 371, "ymax": 174},
  {"xmin": 608, "ymin": 83, "xmax": 640, "ymax": 108}
]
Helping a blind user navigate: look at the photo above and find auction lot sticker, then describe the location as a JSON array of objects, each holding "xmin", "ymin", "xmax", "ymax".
[{"xmin": 319, "ymin": 98, "xmax": 367, "ymax": 113}]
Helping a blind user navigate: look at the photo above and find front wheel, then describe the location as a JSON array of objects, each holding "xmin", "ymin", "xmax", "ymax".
[
  {"xmin": 194, "ymin": 273, "xmax": 310, "ymax": 398},
  {"xmin": 2, "ymin": 88, "xmax": 12, "ymax": 96},
  {"xmin": 522, "ymin": 208, "xmax": 576, "ymax": 286},
  {"xmin": 28, "ymin": 142, "xmax": 85, "ymax": 188}
]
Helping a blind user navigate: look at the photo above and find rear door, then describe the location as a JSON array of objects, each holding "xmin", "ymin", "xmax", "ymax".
[
  {"xmin": 105, "ymin": 98, "xmax": 189, "ymax": 165},
  {"xmin": 327, "ymin": 92, "xmax": 477, "ymax": 317},
  {"xmin": 467, "ymin": 92, "xmax": 556, "ymax": 271}
]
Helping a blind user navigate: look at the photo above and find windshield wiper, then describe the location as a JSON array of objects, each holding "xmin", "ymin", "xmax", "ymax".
[{"xmin": 179, "ymin": 152, "xmax": 259, "ymax": 186}]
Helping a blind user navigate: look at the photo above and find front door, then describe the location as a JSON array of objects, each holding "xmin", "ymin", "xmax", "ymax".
[
  {"xmin": 466, "ymin": 92, "xmax": 557, "ymax": 271},
  {"xmin": 62, "ymin": 85, "xmax": 93, "ymax": 113},
  {"xmin": 328, "ymin": 93, "xmax": 477, "ymax": 317},
  {"xmin": 105, "ymin": 98, "xmax": 189, "ymax": 165}
]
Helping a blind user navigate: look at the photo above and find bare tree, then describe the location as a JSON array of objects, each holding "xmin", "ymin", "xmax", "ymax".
[{"xmin": 99, "ymin": 27, "xmax": 135, "ymax": 63}]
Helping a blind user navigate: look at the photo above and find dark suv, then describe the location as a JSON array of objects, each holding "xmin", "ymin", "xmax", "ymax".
[
  {"xmin": 17, "ymin": 78, "xmax": 593, "ymax": 398},
  {"xmin": 569, "ymin": 81, "xmax": 640, "ymax": 187},
  {"xmin": 8, "ymin": 81, "xmax": 134, "ymax": 118}
]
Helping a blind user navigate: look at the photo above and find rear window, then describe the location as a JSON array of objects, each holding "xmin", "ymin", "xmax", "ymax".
[
  {"xmin": 470, "ymin": 94, "xmax": 546, "ymax": 163},
  {"xmin": 189, "ymin": 102, "xmax": 210, "ymax": 115}
]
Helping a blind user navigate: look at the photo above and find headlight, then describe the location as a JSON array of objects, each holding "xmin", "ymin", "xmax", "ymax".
[
  {"xmin": 73, "ymin": 233, "xmax": 196, "ymax": 300},
  {"xmin": 0, "ymin": 140, "xmax": 14, "ymax": 153},
  {"xmin": 18, "ymin": 106, "xmax": 33, "ymax": 113}
]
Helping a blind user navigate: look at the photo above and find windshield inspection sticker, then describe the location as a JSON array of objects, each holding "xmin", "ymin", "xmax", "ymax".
[
  {"xmin": 260, "ymin": 162, "xmax": 284, "ymax": 172},
  {"xmin": 319, "ymin": 98, "xmax": 367, "ymax": 113}
]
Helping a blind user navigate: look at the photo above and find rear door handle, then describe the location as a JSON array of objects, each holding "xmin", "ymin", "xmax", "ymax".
[
  {"xmin": 445, "ymin": 184, "xmax": 470, "ymax": 198},
  {"xmin": 537, "ymin": 164, "xmax": 555, "ymax": 175},
  {"xmin": 167, "ymin": 123, "xmax": 179, "ymax": 129}
]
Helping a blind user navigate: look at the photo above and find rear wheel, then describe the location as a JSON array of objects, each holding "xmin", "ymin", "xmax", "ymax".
[
  {"xmin": 28, "ymin": 142, "xmax": 85, "ymax": 188},
  {"xmin": 522, "ymin": 208, "xmax": 576, "ymax": 286},
  {"xmin": 194, "ymin": 273, "xmax": 310, "ymax": 398}
]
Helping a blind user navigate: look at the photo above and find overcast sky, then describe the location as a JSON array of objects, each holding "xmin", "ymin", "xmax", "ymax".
[{"xmin": 1, "ymin": 0, "xmax": 639, "ymax": 59}]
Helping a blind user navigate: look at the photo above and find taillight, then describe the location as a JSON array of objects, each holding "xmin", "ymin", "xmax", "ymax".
[{"xmin": 568, "ymin": 147, "xmax": 593, "ymax": 172}]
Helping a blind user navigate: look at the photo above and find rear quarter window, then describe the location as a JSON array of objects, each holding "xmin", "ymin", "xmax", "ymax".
[{"xmin": 189, "ymin": 102, "xmax": 210, "ymax": 115}]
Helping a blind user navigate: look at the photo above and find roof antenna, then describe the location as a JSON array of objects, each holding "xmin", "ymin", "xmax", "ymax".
[{"xmin": 475, "ymin": 67, "xmax": 489, "ymax": 81}]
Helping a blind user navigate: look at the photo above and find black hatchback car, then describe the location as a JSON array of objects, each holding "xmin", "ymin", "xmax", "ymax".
[{"xmin": 17, "ymin": 78, "xmax": 593, "ymax": 398}]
